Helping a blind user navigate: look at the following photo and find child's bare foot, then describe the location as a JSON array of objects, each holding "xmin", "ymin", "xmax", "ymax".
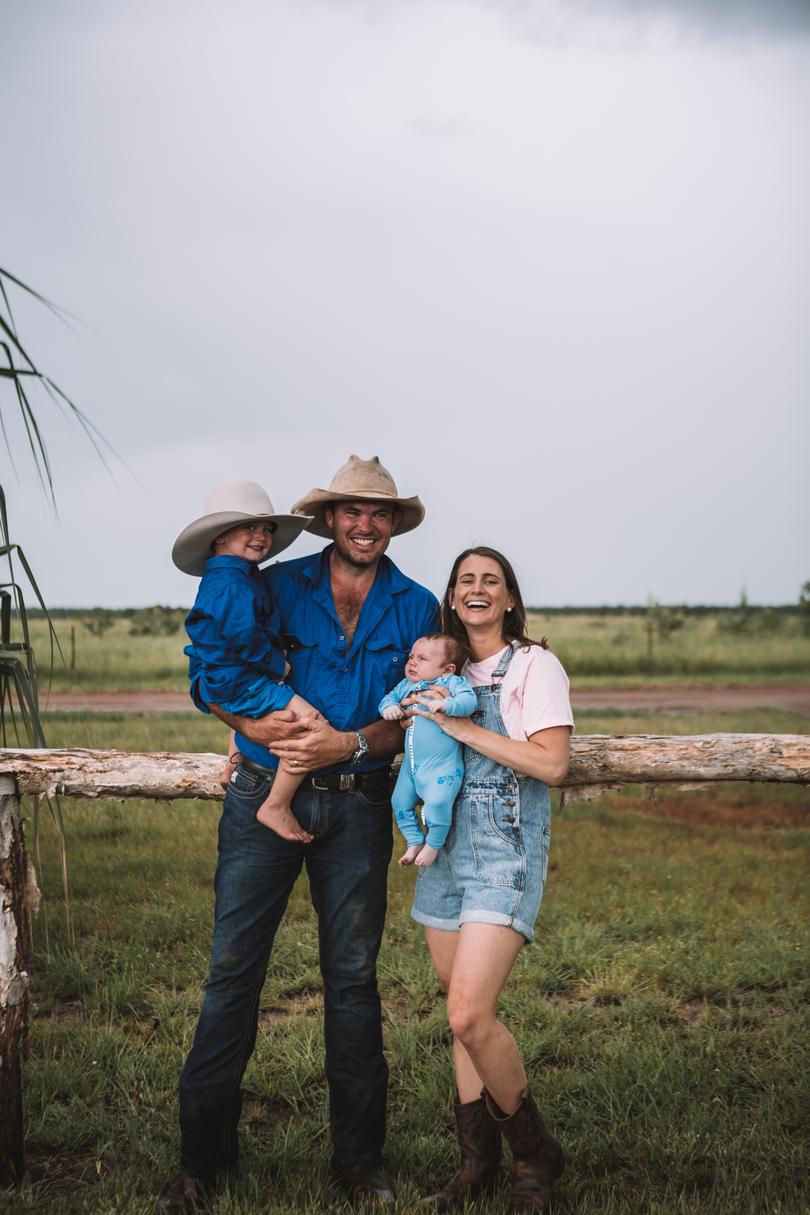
[
  {"xmin": 399, "ymin": 844, "xmax": 424, "ymax": 867},
  {"xmin": 414, "ymin": 844, "xmax": 439, "ymax": 868},
  {"xmin": 256, "ymin": 797, "xmax": 313, "ymax": 842}
]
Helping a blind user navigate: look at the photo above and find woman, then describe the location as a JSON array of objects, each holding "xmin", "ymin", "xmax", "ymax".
[{"xmin": 410, "ymin": 547, "xmax": 573, "ymax": 1214}]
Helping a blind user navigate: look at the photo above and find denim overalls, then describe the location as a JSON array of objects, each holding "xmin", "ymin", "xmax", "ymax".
[{"xmin": 411, "ymin": 642, "xmax": 552, "ymax": 943}]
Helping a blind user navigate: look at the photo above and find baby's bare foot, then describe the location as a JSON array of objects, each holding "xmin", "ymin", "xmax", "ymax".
[
  {"xmin": 414, "ymin": 844, "xmax": 439, "ymax": 868},
  {"xmin": 399, "ymin": 844, "xmax": 424, "ymax": 867},
  {"xmin": 256, "ymin": 799, "xmax": 313, "ymax": 842}
]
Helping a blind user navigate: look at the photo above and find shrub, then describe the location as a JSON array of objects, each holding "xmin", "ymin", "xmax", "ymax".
[{"xmin": 128, "ymin": 606, "xmax": 183, "ymax": 637}]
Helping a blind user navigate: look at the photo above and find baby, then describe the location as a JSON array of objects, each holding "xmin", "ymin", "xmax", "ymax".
[
  {"xmin": 172, "ymin": 480, "xmax": 319, "ymax": 843},
  {"xmin": 379, "ymin": 634, "xmax": 476, "ymax": 867}
]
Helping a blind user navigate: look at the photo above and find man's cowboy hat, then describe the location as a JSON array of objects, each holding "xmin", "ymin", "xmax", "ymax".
[
  {"xmin": 172, "ymin": 481, "xmax": 312, "ymax": 576},
  {"xmin": 291, "ymin": 454, "xmax": 425, "ymax": 539}
]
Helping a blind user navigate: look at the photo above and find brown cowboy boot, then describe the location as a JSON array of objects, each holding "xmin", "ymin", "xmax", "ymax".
[
  {"xmin": 423, "ymin": 1094, "xmax": 502, "ymax": 1211},
  {"xmin": 484, "ymin": 1089, "xmax": 564, "ymax": 1214}
]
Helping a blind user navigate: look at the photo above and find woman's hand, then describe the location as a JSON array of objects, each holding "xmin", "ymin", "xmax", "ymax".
[
  {"xmin": 409, "ymin": 708, "xmax": 570, "ymax": 785},
  {"xmin": 409, "ymin": 705, "xmax": 478, "ymax": 744},
  {"xmin": 401, "ymin": 685, "xmax": 451, "ymax": 714}
]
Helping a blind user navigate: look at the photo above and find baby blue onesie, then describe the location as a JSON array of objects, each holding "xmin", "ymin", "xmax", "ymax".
[{"xmin": 378, "ymin": 673, "xmax": 477, "ymax": 850}]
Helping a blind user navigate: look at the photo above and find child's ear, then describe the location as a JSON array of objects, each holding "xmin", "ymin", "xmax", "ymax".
[{"xmin": 444, "ymin": 663, "xmax": 456, "ymax": 675}]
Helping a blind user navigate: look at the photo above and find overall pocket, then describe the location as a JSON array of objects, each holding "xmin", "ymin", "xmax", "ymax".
[{"xmin": 470, "ymin": 789, "xmax": 526, "ymax": 890}]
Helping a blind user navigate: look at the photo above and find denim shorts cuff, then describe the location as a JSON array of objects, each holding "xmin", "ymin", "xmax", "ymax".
[
  {"xmin": 459, "ymin": 909, "xmax": 534, "ymax": 943},
  {"xmin": 410, "ymin": 908, "xmax": 460, "ymax": 933}
]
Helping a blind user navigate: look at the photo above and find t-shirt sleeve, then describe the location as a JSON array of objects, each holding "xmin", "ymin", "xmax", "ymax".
[{"xmin": 518, "ymin": 648, "xmax": 574, "ymax": 738}]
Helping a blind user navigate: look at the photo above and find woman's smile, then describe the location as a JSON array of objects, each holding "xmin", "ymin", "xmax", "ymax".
[{"xmin": 451, "ymin": 555, "xmax": 514, "ymax": 625}]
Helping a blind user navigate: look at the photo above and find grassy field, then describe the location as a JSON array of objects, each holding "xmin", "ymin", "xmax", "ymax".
[
  {"xmin": 17, "ymin": 610, "xmax": 810, "ymax": 692},
  {"xmin": 526, "ymin": 611, "xmax": 810, "ymax": 685},
  {"xmin": 2, "ymin": 707, "xmax": 808, "ymax": 1214}
]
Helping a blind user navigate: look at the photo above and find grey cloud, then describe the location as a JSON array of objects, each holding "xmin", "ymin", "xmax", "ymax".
[{"xmin": 483, "ymin": 0, "xmax": 810, "ymax": 41}]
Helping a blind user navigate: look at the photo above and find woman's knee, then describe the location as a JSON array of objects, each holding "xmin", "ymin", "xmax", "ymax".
[{"xmin": 447, "ymin": 995, "xmax": 495, "ymax": 1050}]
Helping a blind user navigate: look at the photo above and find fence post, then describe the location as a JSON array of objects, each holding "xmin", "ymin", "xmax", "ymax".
[{"xmin": 0, "ymin": 773, "xmax": 29, "ymax": 1184}]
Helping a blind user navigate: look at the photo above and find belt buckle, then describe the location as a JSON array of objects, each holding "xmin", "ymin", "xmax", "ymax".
[{"xmin": 339, "ymin": 773, "xmax": 355, "ymax": 792}]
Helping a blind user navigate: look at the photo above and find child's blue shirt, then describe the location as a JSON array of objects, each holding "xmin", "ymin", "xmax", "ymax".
[{"xmin": 184, "ymin": 555, "xmax": 287, "ymax": 711}]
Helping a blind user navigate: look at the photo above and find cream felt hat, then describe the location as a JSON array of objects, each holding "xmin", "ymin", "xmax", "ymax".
[
  {"xmin": 291, "ymin": 455, "xmax": 425, "ymax": 539},
  {"xmin": 172, "ymin": 480, "xmax": 312, "ymax": 576}
]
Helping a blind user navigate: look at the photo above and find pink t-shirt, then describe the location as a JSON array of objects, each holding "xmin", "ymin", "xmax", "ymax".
[{"xmin": 463, "ymin": 645, "xmax": 574, "ymax": 742}]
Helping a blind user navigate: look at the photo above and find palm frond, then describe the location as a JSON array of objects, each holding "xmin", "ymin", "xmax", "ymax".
[{"xmin": 0, "ymin": 265, "xmax": 133, "ymax": 500}]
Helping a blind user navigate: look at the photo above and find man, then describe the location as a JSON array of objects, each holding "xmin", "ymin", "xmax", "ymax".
[{"xmin": 159, "ymin": 455, "xmax": 439, "ymax": 1210}]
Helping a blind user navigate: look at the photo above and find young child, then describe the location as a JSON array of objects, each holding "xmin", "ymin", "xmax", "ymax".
[
  {"xmin": 172, "ymin": 480, "xmax": 319, "ymax": 843},
  {"xmin": 379, "ymin": 634, "xmax": 476, "ymax": 868}
]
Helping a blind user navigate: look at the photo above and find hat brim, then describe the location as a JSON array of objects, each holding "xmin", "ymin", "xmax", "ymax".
[
  {"xmin": 172, "ymin": 511, "xmax": 313, "ymax": 576},
  {"xmin": 290, "ymin": 490, "xmax": 425, "ymax": 539}
]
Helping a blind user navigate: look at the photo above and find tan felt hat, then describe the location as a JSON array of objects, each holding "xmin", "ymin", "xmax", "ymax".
[
  {"xmin": 172, "ymin": 480, "xmax": 312, "ymax": 576},
  {"xmin": 291, "ymin": 454, "xmax": 425, "ymax": 539}
]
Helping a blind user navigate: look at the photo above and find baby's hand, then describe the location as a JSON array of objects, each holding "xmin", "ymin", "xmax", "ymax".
[{"xmin": 383, "ymin": 704, "xmax": 404, "ymax": 721}]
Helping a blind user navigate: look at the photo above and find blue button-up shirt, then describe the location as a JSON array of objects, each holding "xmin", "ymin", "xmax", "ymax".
[
  {"xmin": 185, "ymin": 555, "xmax": 287, "ymax": 709},
  {"xmin": 235, "ymin": 545, "xmax": 439, "ymax": 774}
]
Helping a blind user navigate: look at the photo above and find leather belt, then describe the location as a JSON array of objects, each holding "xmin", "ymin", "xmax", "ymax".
[{"xmin": 239, "ymin": 756, "xmax": 393, "ymax": 793}]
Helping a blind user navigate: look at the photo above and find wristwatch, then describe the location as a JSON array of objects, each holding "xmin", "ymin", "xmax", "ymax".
[{"xmin": 350, "ymin": 730, "xmax": 369, "ymax": 766}]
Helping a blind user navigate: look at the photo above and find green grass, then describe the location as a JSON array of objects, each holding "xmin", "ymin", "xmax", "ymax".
[
  {"xmin": 3, "ymin": 708, "xmax": 808, "ymax": 1213},
  {"xmin": 16, "ymin": 611, "xmax": 810, "ymax": 692},
  {"xmin": 527, "ymin": 611, "xmax": 810, "ymax": 684}
]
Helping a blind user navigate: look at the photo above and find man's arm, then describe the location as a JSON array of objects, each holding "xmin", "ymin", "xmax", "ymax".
[
  {"xmin": 208, "ymin": 703, "xmax": 404, "ymax": 769},
  {"xmin": 207, "ymin": 704, "xmax": 307, "ymax": 746},
  {"xmin": 269, "ymin": 716, "xmax": 404, "ymax": 770}
]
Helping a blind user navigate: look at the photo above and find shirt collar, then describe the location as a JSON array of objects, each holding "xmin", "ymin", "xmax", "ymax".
[
  {"xmin": 204, "ymin": 555, "xmax": 258, "ymax": 573},
  {"xmin": 301, "ymin": 544, "xmax": 410, "ymax": 594}
]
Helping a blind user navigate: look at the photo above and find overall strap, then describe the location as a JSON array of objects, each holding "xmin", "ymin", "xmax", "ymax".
[{"xmin": 491, "ymin": 641, "xmax": 519, "ymax": 686}]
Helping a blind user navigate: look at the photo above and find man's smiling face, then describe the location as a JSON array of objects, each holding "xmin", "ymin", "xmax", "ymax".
[{"xmin": 326, "ymin": 501, "xmax": 401, "ymax": 569}]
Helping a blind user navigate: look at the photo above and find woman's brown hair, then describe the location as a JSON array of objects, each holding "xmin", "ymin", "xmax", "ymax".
[{"xmin": 439, "ymin": 546, "xmax": 548, "ymax": 666}]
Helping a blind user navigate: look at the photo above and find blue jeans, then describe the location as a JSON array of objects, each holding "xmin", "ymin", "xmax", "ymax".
[{"xmin": 178, "ymin": 762, "xmax": 393, "ymax": 1180}]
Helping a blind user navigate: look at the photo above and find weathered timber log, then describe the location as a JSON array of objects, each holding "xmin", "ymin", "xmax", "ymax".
[
  {"xmin": 0, "ymin": 735, "xmax": 808, "ymax": 802},
  {"xmin": 0, "ymin": 776, "xmax": 30, "ymax": 1184},
  {"xmin": 1, "ymin": 748, "xmax": 225, "ymax": 800},
  {"xmin": 564, "ymin": 733, "xmax": 810, "ymax": 787}
]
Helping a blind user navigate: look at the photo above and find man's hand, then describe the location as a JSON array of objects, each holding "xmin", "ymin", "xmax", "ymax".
[
  {"xmin": 268, "ymin": 714, "xmax": 355, "ymax": 773},
  {"xmin": 208, "ymin": 705, "xmax": 309, "ymax": 747}
]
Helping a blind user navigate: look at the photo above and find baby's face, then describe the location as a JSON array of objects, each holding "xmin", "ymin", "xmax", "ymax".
[
  {"xmin": 214, "ymin": 521, "xmax": 275, "ymax": 564},
  {"xmin": 405, "ymin": 638, "xmax": 453, "ymax": 683}
]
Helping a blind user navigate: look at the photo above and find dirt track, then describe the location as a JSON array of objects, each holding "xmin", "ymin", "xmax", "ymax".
[{"xmin": 39, "ymin": 685, "xmax": 810, "ymax": 715}]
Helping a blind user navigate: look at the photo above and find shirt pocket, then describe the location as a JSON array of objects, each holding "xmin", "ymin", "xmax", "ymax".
[
  {"xmin": 365, "ymin": 635, "xmax": 408, "ymax": 683},
  {"xmin": 282, "ymin": 631, "xmax": 321, "ymax": 692}
]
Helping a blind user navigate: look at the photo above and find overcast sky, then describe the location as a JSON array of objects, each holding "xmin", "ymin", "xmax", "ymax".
[{"xmin": 2, "ymin": 0, "xmax": 808, "ymax": 608}]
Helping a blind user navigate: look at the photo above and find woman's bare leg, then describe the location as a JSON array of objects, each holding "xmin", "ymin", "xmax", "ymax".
[
  {"xmin": 425, "ymin": 922, "xmax": 528, "ymax": 1112},
  {"xmin": 424, "ymin": 927, "xmax": 486, "ymax": 1103}
]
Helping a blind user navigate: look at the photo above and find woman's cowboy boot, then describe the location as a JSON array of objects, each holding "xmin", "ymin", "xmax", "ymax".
[
  {"xmin": 484, "ymin": 1089, "xmax": 564, "ymax": 1214},
  {"xmin": 423, "ymin": 1094, "xmax": 502, "ymax": 1210}
]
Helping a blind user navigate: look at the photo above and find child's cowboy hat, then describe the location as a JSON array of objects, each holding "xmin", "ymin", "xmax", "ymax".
[
  {"xmin": 291, "ymin": 454, "xmax": 425, "ymax": 539},
  {"xmin": 172, "ymin": 481, "xmax": 312, "ymax": 576}
]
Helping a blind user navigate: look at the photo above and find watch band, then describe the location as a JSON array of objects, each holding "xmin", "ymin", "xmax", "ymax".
[{"xmin": 351, "ymin": 730, "xmax": 369, "ymax": 766}]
